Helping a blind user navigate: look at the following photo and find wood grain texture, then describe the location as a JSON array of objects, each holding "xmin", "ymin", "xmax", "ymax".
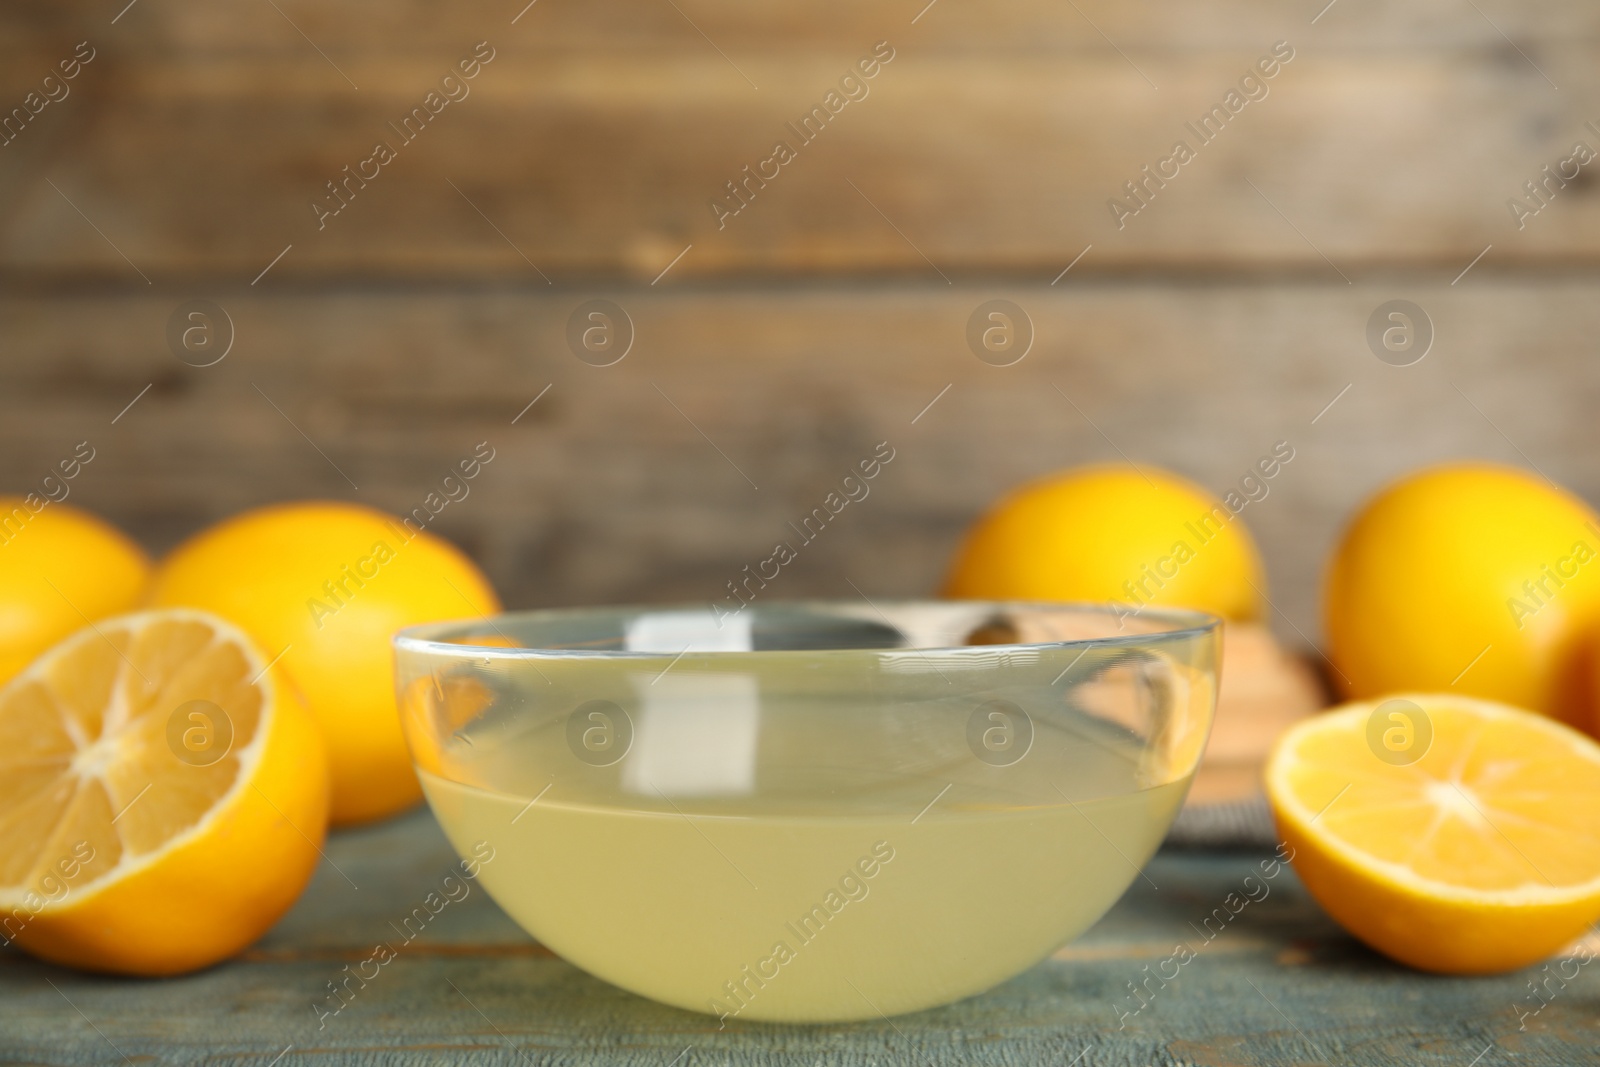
[
  {"xmin": 6, "ymin": 0, "xmax": 1599, "ymax": 51},
  {"xmin": 4, "ymin": 807, "xmax": 1596, "ymax": 1065},
  {"xmin": 2, "ymin": 0, "xmax": 1598, "ymax": 280},
  {"xmin": 5, "ymin": 276, "xmax": 1598, "ymax": 637}
]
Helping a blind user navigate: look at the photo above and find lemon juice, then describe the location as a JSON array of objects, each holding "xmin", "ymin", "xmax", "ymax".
[
  {"xmin": 418, "ymin": 679, "xmax": 1189, "ymax": 1022},
  {"xmin": 400, "ymin": 602, "xmax": 1215, "ymax": 1021}
]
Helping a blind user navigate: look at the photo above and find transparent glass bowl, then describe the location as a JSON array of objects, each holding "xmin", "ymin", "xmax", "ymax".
[{"xmin": 394, "ymin": 600, "xmax": 1218, "ymax": 1023}]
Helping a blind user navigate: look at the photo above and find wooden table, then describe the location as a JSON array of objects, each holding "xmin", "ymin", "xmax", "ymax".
[{"xmin": 6, "ymin": 808, "xmax": 1594, "ymax": 1066}]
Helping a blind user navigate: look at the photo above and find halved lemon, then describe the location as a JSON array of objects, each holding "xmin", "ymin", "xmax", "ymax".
[
  {"xmin": 0, "ymin": 609, "xmax": 329, "ymax": 975},
  {"xmin": 1267, "ymin": 695, "xmax": 1600, "ymax": 973}
]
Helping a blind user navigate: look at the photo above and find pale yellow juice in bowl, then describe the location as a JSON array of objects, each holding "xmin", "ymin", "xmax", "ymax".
[{"xmin": 395, "ymin": 601, "xmax": 1217, "ymax": 1022}]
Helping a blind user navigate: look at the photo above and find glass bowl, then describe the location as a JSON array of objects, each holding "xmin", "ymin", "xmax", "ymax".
[{"xmin": 394, "ymin": 600, "xmax": 1218, "ymax": 1023}]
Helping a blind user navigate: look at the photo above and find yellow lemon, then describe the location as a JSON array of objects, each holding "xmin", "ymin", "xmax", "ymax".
[
  {"xmin": 943, "ymin": 464, "xmax": 1265, "ymax": 621},
  {"xmin": 0, "ymin": 609, "xmax": 328, "ymax": 975},
  {"xmin": 148, "ymin": 501, "xmax": 501, "ymax": 826},
  {"xmin": 1267, "ymin": 695, "xmax": 1600, "ymax": 973},
  {"xmin": 0, "ymin": 498, "xmax": 150, "ymax": 687},
  {"xmin": 1325, "ymin": 463, "xmax": 1600, "ymax": 726}
]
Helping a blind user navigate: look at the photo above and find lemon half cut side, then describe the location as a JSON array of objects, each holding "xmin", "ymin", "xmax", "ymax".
[
  {"xmin": 1267, "ymin": 695, "xmax": 1600, "ymax": 974},
  {"xmin": 0, "ymin": 608, "xmax": 329, "ymax": 976}
]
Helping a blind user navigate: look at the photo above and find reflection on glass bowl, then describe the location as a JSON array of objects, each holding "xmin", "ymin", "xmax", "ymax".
[{"xmin": 395, "ymin": 600, "xmax": 1218, "ymax": 1023}]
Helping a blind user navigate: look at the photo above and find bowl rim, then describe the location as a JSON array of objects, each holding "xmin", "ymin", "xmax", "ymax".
[{"xmin": 393, "ymin": 599, "xmax": 1221, "ymax": 660}]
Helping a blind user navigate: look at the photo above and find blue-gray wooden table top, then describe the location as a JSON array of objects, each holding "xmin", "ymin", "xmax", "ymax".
[{"xmin": 4, "ymin": 809, "xmax": 1596, "ymax": 1066}]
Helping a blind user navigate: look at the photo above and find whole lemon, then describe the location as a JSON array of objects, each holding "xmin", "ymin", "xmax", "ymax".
[
  {"xmin": 0, "ymin": 497, "xmax": 150, "ymax": 685},
  {"xmin": 1325, "ymin": 463, "xmax": 1600, "ymax": 727},
  {"xmin": 943, "ymin": 464, "xmax": 1266, "ymax": 621},
  {"xmin": 149, "ymin": 501, "xmax": 501, "ymax": 825}
]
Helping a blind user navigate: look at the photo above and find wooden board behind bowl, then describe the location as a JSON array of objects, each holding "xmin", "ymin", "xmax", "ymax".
[
  {"xmin": 1001, "ymin": 611, "xmax": 1328, "ymax": 806},
  {"xmin": 1193, "ymin": 622, "xmax": 1330, "ymax": 805}
]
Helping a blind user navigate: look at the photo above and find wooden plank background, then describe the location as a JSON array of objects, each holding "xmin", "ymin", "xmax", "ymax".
[
  {"xmin": 2, "ymin": 0, "xmax": 1598, "ymax": 639},
  {"xmin": 5, "ymin": 280, "xmax": 1598, "ymax": 632},
  {"xmin": 3, "ymin": 0, "xmax": 1600, "ymax": 282}
]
